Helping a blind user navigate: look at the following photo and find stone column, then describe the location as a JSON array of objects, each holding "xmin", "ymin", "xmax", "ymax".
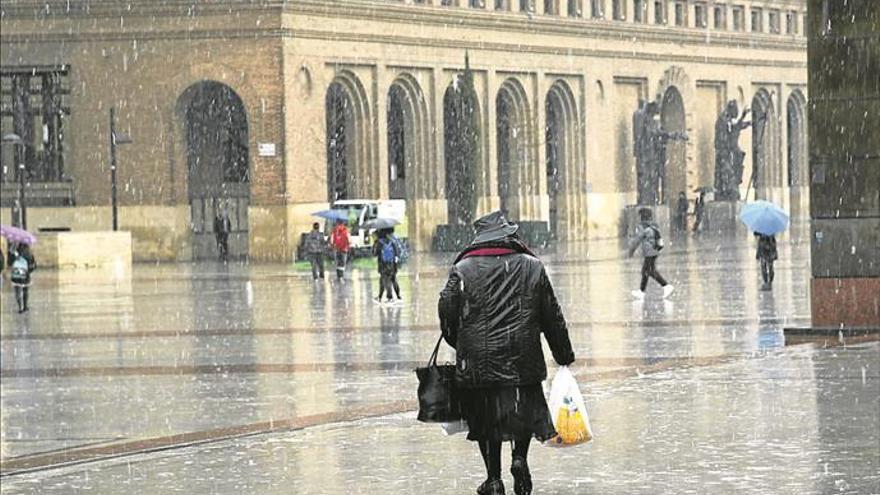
[{"xmin": 806, "ymin": 4, "xmax": 880, "ymax": 330}]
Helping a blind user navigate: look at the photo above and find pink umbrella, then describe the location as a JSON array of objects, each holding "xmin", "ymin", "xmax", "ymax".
[{"xmin": 0, "ymin": 225, "xmax": 37, "ymax": 245}]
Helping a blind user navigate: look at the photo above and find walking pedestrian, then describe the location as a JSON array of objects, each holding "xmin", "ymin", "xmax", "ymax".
[
  {"xmin": 755, "ymin": 232, "xmax": 778, "ymax": 290},
  {"xmin": 675, "ymin": 191, "xmax": 689, "ymax": 232},
  {"xmin": 438, "ymin": 210, "xmax": 575, "ymax": 495},
  {"xmin": 628, "ymin": 208, "xmax": 674, "ymax": 300},
  {"xmin": 692, "ymin": 191, "xmax": 707, "ymax": 233},
  {"xmin": 304, "ymin": 222, "xmax": 325, "ymax": 280},
  {"xmin": 387, "ymin": 228, "xmax": 403, "ymax": 302},
  {"xmin": 330, "ymin": 219, "xmax": 350, "ymax": 280},
  {"xmin": 372, "ymin": 228, "xmax": 401, "ymax": 304},
  {"xmin": 8, "ymin": 242, "xmax": 36, "ymax": 313},
  {"xmin": 213, "ymin": 209, "xmax": 231, "ymax": 261}
]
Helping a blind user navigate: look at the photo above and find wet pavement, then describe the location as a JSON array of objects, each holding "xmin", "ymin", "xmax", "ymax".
[{"xmin": 2, "ymin": 228, "xmax": 877, "ymax": 493}]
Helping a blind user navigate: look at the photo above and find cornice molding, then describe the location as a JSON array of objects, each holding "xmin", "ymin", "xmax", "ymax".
[
  {"xmin": 290, "ymin": 28, "xmax": 808, "ymax": 69},
  {"xmin": 1, "ymin": 0, "xmax": 807, "ymax": 53}
]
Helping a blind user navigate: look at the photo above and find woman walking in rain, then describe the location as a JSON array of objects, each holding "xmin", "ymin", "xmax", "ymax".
[
  {"xmin": 438, "ymin": 211, "xmax": 575, "ymax": 495},
  {"xmin": 8, "ymin": 242, "xmax": 36, "ymax": 313}
]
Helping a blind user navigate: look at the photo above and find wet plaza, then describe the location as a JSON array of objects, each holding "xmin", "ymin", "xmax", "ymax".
[{"xmin": 1, "ymin": 230, "xmax": 878, "ymax": 494}]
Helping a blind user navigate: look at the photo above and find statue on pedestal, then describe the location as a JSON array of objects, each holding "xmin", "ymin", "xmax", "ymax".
[
  {"xmin": 714, "ymin": 100, "xmax": 752, "ymax": 201},
  {"xmin": 634, "ymin": 100, "xmax": 687, "ymax": 205}
]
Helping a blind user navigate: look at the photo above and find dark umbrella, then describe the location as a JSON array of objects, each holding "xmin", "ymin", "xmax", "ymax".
[
  {"xmin": 0, "ymin": 225, "xmax": 37, "ymax": 245},
  {"xmin": 362, "ymin": 218, "xmax": 400, "ymax": 230}
]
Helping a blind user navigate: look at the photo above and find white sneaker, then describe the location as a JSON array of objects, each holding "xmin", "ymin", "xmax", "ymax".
[
  {"xmin": 631, "ymin": 289, "xmax": 645, "ymax": 300},
  {"xmin": 372, "ymin": 297, "xmax": 383, "ymax": 304},
  {"xmin": 663, "ymin": 285, "xmax": 675, "ymax": 298}
]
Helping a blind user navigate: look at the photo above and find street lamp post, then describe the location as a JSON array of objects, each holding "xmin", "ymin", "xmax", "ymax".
[
  {"xmin": 109, "ymin": 107, "xmax": 132, "ymax": 231},
  {"xmin": 2, "ymin": 133, "xmax": 26, "ymax": 229}
]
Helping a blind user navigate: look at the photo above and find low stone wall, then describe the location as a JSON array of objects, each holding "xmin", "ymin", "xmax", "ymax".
[
  {"xmin": 32, "ymin": 231, "xmax": 132, "ymax": 270},
  {"xmin": 2, "ymin": 206, "xmax": 190, "ymax": 262}
]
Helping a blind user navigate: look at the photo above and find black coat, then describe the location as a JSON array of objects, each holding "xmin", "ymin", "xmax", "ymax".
[
  {"xmin": 755, "ymin": 234, "xmax": 778, "ymax": 261},
  {"xmin": 438, "ymin": 244, "xmax": 574, "ymax": 389}
]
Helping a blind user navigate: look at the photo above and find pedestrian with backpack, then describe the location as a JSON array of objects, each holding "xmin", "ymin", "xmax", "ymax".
[
  {"xmin": 373, "ymin": 228, "xmax": 401, "ymax": 304},
  {"xmin": 627, "ymin": 208, "xmax": 673, "ymax": 300},
  {"xmin": 386, "ymin": 228, "xmax": 403, "ymax": 302},
  {"xmin": 8, "ymin": 242, "xmax": 36, "ymax": 313}
]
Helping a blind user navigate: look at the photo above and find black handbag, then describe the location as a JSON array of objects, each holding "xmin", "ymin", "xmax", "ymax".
[{"xmin": 415, "ymin": 334, "xmax": 463, "ymax": 423}]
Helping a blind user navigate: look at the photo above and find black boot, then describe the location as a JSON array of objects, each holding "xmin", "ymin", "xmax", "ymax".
[
  {"xmin": 477, "ymin": 478, "xmax": 505, "ymax": 495},
  {"xmin": 510, "ymin": 457, "xmax": 532, "ymax": 495}
]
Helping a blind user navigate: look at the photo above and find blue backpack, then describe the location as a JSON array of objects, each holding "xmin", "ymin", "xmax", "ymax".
[{"xmin": 380, "ymin": 238, "xmax": 396, "ymax": 263}]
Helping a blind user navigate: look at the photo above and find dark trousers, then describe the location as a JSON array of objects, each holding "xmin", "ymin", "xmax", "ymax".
[
  {"xmin": 693, "ymin": 212, "xmax": 707, "ymax": 232},
  {"xmin": 335, "ymin": 251, "xmax": 347, "ymax": 279},
  {"xmin": 216, "ymin": 234, "xmax": 229, "ymax": 260},
  {"xmin": 479, "ymin": 437, "xmax": 530, "ymax": 480},
  {"xmin": 14, "ymin": 286, "xmax": 29, "ymax": 311},
  {"xmin": 309, "ymin": 253, "xmax": 324, "ymax": 279},
  {"xmin": 378, "ymin": 264, "xmax": 401, "ymax": 300},
  {"xmin": 760, "ymin": 258, "xmax": 775, "ymax": 285},
  {"xmin": 640, "ymin": 256, "xmax": 668, "ymax": 291}
]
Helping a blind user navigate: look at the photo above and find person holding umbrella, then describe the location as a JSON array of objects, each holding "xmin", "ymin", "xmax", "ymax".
[
  {"xmin": 7, "ymin": 242, "xmax": 36, "ymax": 313},
  {"xmin": 739, "ymin": 200, "xmax": 789, "ymax": 291},
  {"xmin": 755, "ymin": 232, "xmax": 778, "ymax": 290},
  {"xmin": 372, "ymin": 228, "xmax": 401, "ymax": 304}
]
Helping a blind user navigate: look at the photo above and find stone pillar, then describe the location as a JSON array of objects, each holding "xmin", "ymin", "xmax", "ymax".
[{"xmin": 806, "ymin": 1, "xmax": 880, "ymax": 330}]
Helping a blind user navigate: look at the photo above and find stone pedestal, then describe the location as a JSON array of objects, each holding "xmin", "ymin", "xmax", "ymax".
[
  {"xmin": 705, "ymin": 201, "xmax": 747, "ymax": 235},
  {"xmin": 622, "ymin": 205, "xmax": 670, "ymax": 237}
]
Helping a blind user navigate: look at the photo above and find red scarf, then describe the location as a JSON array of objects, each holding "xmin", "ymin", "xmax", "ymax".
[{"xmin": 461, "ymin": 247, "xmax": 517, "ymax": 259}]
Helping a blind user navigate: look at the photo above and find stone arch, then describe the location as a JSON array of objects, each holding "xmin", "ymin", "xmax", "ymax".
[
  {"xmin": 751, "ymin": 88, "xmax": 781, "ymax": 200},
  {"xmin": 545, "ymin": 79, "xmax": 583, "ymax": 239},
  {"xmin": 175, "ymin": 80, "xmax": 250, "ymax": 260},
  {"xmin": 660, "ymin": 85, "xmax": 687, "ymax": 204},
  {"xmin": 655, "ymin": 66, "xmax": 696, "ymax": 197},
  {"xmin": 388, "ymin": 73, "xmax": 433, "ymax": 245},
  {"xmin": 326, "ymin": 70, "xmax": 375, "ymax": 202},
  {"xmin": 443, "ymin": 77, "xmax": 483, "ymax": 226},
  {"xmin": 387, "ymin": 74, "xmax": 432, "ymax": 201},
  {"xmin": 786, "ymin": 89, "xmax": 808, "ymax": 218},
  {"xmin": 496, "ymin": 77, "xmax": 535, "ymax": 221}
]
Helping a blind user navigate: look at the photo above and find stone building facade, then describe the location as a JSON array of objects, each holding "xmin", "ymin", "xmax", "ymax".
[{"xmin": 0, "ymin": 0, "xmax": 807, "ymax": 261}]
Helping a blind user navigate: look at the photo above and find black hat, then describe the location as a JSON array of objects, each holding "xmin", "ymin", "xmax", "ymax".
[{"xmin": 471, "ymin": 210, "xmax": 519, "ymax": 244}]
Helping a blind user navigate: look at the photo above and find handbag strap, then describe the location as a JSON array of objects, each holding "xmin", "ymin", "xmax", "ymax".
[{"xmin": 428, "ymin": 334, "xmax": 444, "ymax": 366}]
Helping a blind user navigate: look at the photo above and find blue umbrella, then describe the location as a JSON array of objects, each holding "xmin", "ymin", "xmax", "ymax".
[
  {"xmin": 740, "ymin": 200, "xmax": 789, "ymax": 235},
  {"xmin": 312, "ymin": 209, "xmax": 350, "ymax": 222}
]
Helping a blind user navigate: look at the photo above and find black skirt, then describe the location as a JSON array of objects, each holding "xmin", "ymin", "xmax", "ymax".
[{"xmin": 458, "ymin": 384, "xmax": 556, "ymax": 443}]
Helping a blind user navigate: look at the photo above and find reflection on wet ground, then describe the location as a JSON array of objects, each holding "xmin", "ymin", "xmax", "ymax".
[{"xmin": 2, "ymin": 231, "xmax": 869, "ymax": 493}]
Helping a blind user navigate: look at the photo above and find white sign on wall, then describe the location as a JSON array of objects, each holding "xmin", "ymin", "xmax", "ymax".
[{"xmin": 258, "ymin": 143, "xmax": 276, "ymax": 157}]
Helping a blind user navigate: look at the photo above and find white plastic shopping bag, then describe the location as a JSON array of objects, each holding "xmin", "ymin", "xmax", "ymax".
[
  {"xmin": 440, "ymin": 419, "xmax": 469, "ymax": 436},
  {"xmin": 545, "ymin": 366, "xmax": 593, "ymax": 447}
]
